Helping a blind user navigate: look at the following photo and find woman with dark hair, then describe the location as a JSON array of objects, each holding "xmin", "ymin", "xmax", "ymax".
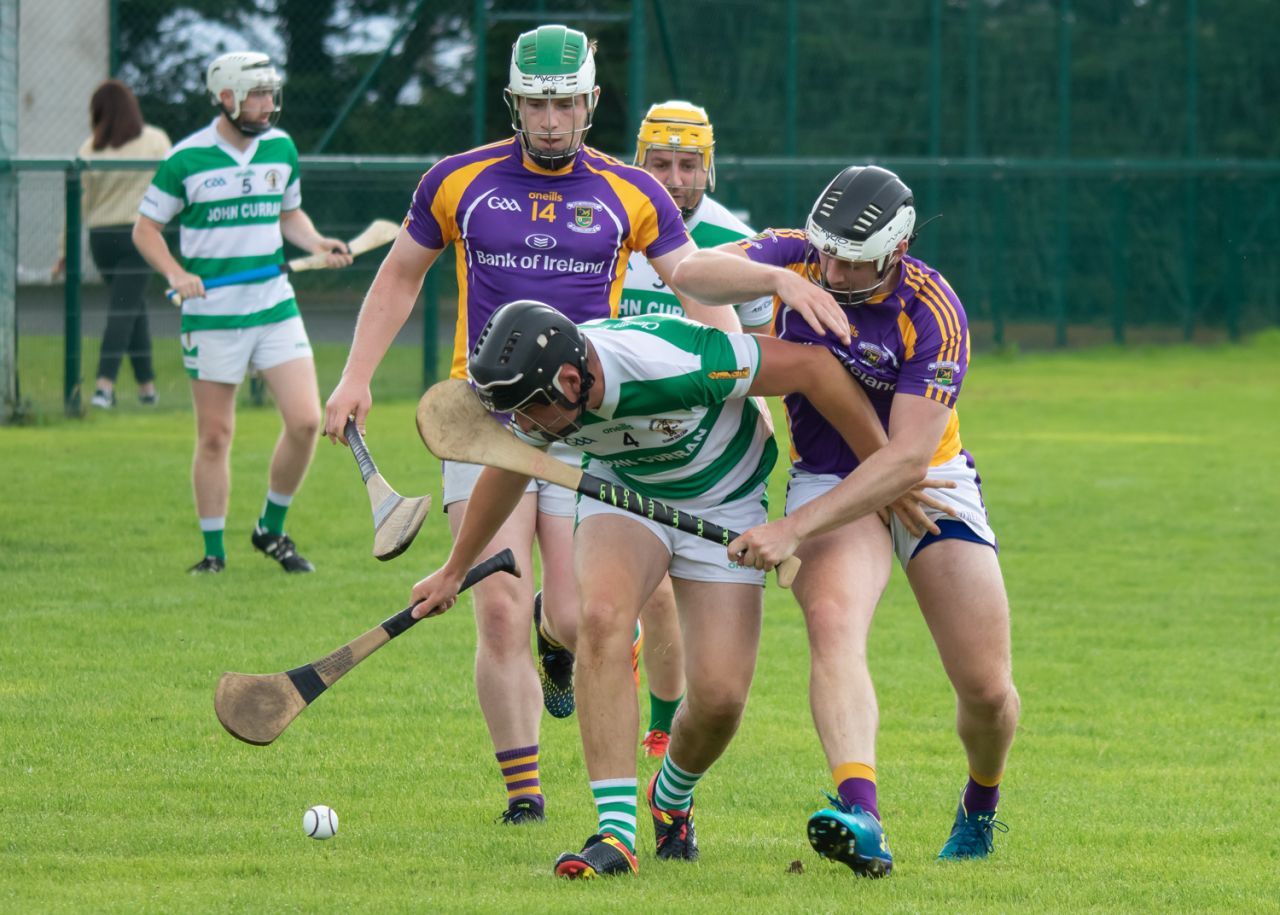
[{"xmin": 58, "ymin": 79, "xmax": 171, "ymax": 407}]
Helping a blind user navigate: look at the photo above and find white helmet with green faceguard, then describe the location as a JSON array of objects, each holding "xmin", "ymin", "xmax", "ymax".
[{"xmin": 504, "ymin": 25, "xmax": 598, "ymax": 170}]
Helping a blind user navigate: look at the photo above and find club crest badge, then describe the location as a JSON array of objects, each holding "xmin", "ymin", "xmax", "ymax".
[
  {"xmin": 568, "ymin": 201, "xmax": 603, "ymax": 234},
  {"xmin": 928, "ymin": 360, "xmax": 960, "ymax": 393},
  {"xmin": 857, "ymin": 341, "xmax": 899, "ymax": 370},
  {"xmin": 649, "ymin": 418, "xmax": 685, "ymax": 442}
]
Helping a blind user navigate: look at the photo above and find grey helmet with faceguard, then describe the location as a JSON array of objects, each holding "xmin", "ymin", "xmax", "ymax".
[
  {"xmin": 206, "ymin": 52, "xmax": 283, "ymax": 136},
  {"xmin": 805, "ymin": 165, "xmax": 916, "ymax": 306},
  {"xmin": 469, "ymin": 300, "xmax": 594, "ymax": 442},
  {"xmin": 504, "ymin": 25, "xmax": 598, "ymax": 170}
]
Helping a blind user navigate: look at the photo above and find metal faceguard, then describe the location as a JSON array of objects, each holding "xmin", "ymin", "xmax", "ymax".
[
  {"xmin": 504, "ymin": 25, "xmax": 598, "ymax": 170},
  {"xmin": 468, "ymin": 300, "xmax": 594, "ymax": 442},
  {"xmin": 206, "ymin": 51, "xmax": 283, "ymax": 135},
  {"xmin": 634, "ymin": 100, "xmax": 716, "ymax": 216},
  {"xmin": 804, "ymin": 165, "xmax": 916, "ymax": 306}
]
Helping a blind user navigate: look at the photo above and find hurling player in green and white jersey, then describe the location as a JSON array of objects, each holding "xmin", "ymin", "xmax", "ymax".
[
  {"xmin": 407, "ymin": 300, "xmax": 947, "ymax": 879},
  {"xmin": 133, "ymin": 52, "xmax": 352, "ymax": 575},
  {"xmin": 619, "ymin": 100, "xmax": 774, "ymax": 760}
]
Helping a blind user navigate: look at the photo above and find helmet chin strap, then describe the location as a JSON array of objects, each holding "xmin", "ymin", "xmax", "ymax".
[
  {"xmin": 230, "ymin": 111, "xmax": 270, "ymax": 136},
  {"xmin": 548, "ymin": 367, "xmax": 594, "ymax": 439},
  {"xmin": 221, "ymin": 104, "xmax": 270, "ymax": 137}
]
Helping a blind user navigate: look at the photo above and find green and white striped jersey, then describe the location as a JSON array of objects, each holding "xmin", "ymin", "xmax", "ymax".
[
  {"xmin": 138, "ymin": 119, "xmax": 301, "ymax": 333},
  {"xmin": 568, "ymin": 314, "xmax": 777, "ymax": 504},
  {"xmin": 618, "ymin": 195, "xmax": 774, "ymax": 328}
]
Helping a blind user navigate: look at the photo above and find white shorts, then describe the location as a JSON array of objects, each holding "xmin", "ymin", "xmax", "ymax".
[
  {"xmin": 441, "ymin": 441, "xmax": 578, "ymax": 517},
  {"xmin": 181, "ymin": 317, "xmax": 312, "ymax": 384},
  {"xmin": 576, "ymin": 465, "xmax": 768, "ymax": 586},
  {"xmin": 785, "ymin": 453, "xmax": 997, "ymax": 568}
]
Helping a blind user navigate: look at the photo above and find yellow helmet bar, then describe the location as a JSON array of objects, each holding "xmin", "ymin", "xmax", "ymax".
[{"xmin": 634, "ymin": 100, "xmax": 715, "ymax": 192}]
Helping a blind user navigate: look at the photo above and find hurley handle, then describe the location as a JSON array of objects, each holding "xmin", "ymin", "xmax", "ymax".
[
  {"xmin": 345, "ymin": 418, "xmax": 378, "ymax": 483},
  {"xmin": 379, "ymin": 549, "xmax": 521, "ymax": 638},
  {"xmin": 579, "ymin": 473, "xmax": 800, "ymax": 588}
]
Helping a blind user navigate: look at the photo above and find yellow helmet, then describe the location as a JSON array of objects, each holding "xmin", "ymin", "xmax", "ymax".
[{"xmin": 634, "ymin": 100, "xmax": 715, "ymax": 193}]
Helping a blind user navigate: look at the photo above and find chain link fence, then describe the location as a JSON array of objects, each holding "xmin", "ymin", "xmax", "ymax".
[{"xmin": 5, "ymin": 0, "xmax": 1279, "ymax": 418}]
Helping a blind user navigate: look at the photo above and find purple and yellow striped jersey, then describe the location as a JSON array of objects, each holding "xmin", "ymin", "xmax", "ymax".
[
  {"xmin": 737, "ymin": 229, "xmax": 970, "ymax": 474},
  {"xmin": 405, "ymin": 137, "xmax": 691, "ymax": 379}
]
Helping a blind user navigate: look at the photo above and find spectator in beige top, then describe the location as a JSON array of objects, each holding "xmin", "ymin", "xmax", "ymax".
[{"xmin": 56, "ymin": 80, "xmax": 171, "ymax": 408}]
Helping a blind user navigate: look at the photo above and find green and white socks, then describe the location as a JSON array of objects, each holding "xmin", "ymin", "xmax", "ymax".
[
  {"xmin": 199, "ymin": 516, "xmax": 225, "ymax": 560},
  {"xmin": 258, "ymin": 489, "xmax": 292, "ymax": 536},
  {"xmin": 653, "ymin": 754, "xmax": 704, "ymax": 812},
  {"xmin": 591, "ymin": 778, "xmax": 638, "ymax": 853},
  {"xmin": 199, "ymin": 491, "xmax": 293, "ymax": 561}
]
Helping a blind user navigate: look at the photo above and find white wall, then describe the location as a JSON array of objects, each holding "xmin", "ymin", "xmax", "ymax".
[{"xmin": 17, "ymin": 0, "xmax": 109, "ymax": 281}]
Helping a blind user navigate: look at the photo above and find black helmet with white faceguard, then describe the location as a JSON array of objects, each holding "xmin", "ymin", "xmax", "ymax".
[
  {"xmin": 805, "ymin": 165, "xmax": 916, "ymax": 306},
  {"xmin": 468, "ymin": 300, "xmax": 594, "ymax": 443}
]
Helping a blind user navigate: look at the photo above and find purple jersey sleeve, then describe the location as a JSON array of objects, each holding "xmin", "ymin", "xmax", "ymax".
[
  {"xmin": 404, "ymin": 161, "xmax": 450, "ymax": 250},
  {"xmin": 736, "ymin": 228, "xmax": 811, "ymax": 270},
  {"xmin": 627, "ymin": 166, "xmax": 692, "ymax": 261},
  {"xmin": 895, "ymin": 259, "xmax": 970, "ymax": 408}
]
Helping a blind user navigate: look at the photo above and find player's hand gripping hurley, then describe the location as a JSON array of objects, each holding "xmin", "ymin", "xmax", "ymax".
[
  {"xmin": 214, "ymin": 549, "xmax": 520, "ymax": 745},
  {"xmin": 166, "ymin": 218, "xmax": 399, "ymax": 306},
  {"xmin": 416, "ymin": 379, "xmax": 801, "ymax": 588}
]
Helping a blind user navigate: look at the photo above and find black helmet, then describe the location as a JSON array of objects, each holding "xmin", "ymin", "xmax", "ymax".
[
  {"xmin": 468, "ymin": 300, "xmax": 589, "ymax": 414},
  {"xmin": 805, "ymin": 165, "xmax": 916, "ymax": 305}
]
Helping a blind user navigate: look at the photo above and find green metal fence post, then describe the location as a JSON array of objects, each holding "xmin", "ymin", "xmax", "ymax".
[
  {"xmin": 925, "ymin": 0, "xmax": 943, "ymax": 265},
  {"xmin": 473, "ymin": 0, "xmax": 486, "ymax": 148},
  {"xmin": 472, "ymin": 0, "xmax": 487, "ymax": 148},
  {"xmin": 651, "ymin": 0, "xmax": 683, "ymax": 96},
  {"xmin": 1183, "ymin": 0, "xmax": 1200, "ymax": 341},
  {"xmin": 313, "ymin": 0, "xmax": 430, "ymax": 153},
  {"xmin": 628, "ymin": 0, "xmax": 647, "ymax": 141},
  {"xmin": 783, "ymin": 0, "xmax": 798, "ymax": 222},
  {"xmin": 1110, "ymin": 178, "xmax": 1128, "ymax": 345},
  {"xmin": 1053, "ymin": 0, "xmax": 1072, "ymax": 347},
  {"xmin": 1224, "ymin": 177, "xmax": 1241, "ymax": 341},
  {"xmin": 961, "ymin": 0, "xmax": 987, "ymax": 337},
  {"xmin": 64, "ymin": 163, "xmax": 83, "ymax": 415},
  {"xmin": 991, "ymin": 174, "xmax": 1008, "ymax": 348}
]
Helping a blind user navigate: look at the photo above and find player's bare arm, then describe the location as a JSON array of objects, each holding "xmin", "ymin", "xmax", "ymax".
[
  {"xmin": 324, "ymin": 231, "xmax": 441, "ymax": 442},
  {"xmin": 730, "ymin": 342, "xmax": 956, "ymax": 570},
  {"xmin": 132, "ymin": 215, "xmax": 204, "ymax": 301},
  {"xmin": 674, "ymin": 244, "xmax": 851, "ymax": 345},
  {"xmin": 648, "ymin": 241, "xmax": 744, "ymax": 334},
  {"xmin": 409, "ymin": 466, "xmax": 531, "ymax": 618},
  {"xmin": 279, "ymin": 208, "xmax": 353, "ymax": 268},
  {"xmin": 747, "ymin": 336, "xmax": 886, "ymax": 457},
  {"xmin": 749, "ymin": 337, "xmax": 954, "ymax": 534},
  {"xmin": 740, "ymin": 392, "xmax": 954, "ymax": 571}
]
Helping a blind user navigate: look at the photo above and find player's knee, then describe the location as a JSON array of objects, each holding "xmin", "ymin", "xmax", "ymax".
[
  {"xmin": 686, "ymin": 684, "xmax": 747, "ymax": 731},
  {"xmin": 196, "ymin": 424, "xmax": 233, "ymax": 455},
  {"xmin": 958, "ymin": 675, "xmax": 1018, "ymax": 719},
  {"xmin": 577, "ymin": 596, "xmax": 633, "ymax": 645},
  {"xmin": 802, "ymin": 597, "xmax": 870, "ymax": 657},
  {"xmin": 475, "ymin": 599, "xmax": 535, "ymax": 658},
  {"xmin": 285, "ymin": 408, "xmax": 321, "ymax": 441}
]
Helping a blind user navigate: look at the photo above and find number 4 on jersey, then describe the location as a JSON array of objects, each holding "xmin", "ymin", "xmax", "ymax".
[{"xmin": 622, "ymin": 432, "xmax": 640, "ymax": 448}]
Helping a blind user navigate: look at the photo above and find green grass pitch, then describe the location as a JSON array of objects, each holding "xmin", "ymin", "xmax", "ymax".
[{"xmin": 2, "ymin": 333, "xmax": 1278, "ymax": 912}]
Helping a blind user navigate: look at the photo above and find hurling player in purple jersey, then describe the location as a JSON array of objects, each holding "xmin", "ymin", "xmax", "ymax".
[
  {"xmin": 323, "ymin": 26, "xmax": 849, "ymax": 829},
  {"xmin": 674, "ymin": 166, "xmax": 1020, "ymax": 874}
]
